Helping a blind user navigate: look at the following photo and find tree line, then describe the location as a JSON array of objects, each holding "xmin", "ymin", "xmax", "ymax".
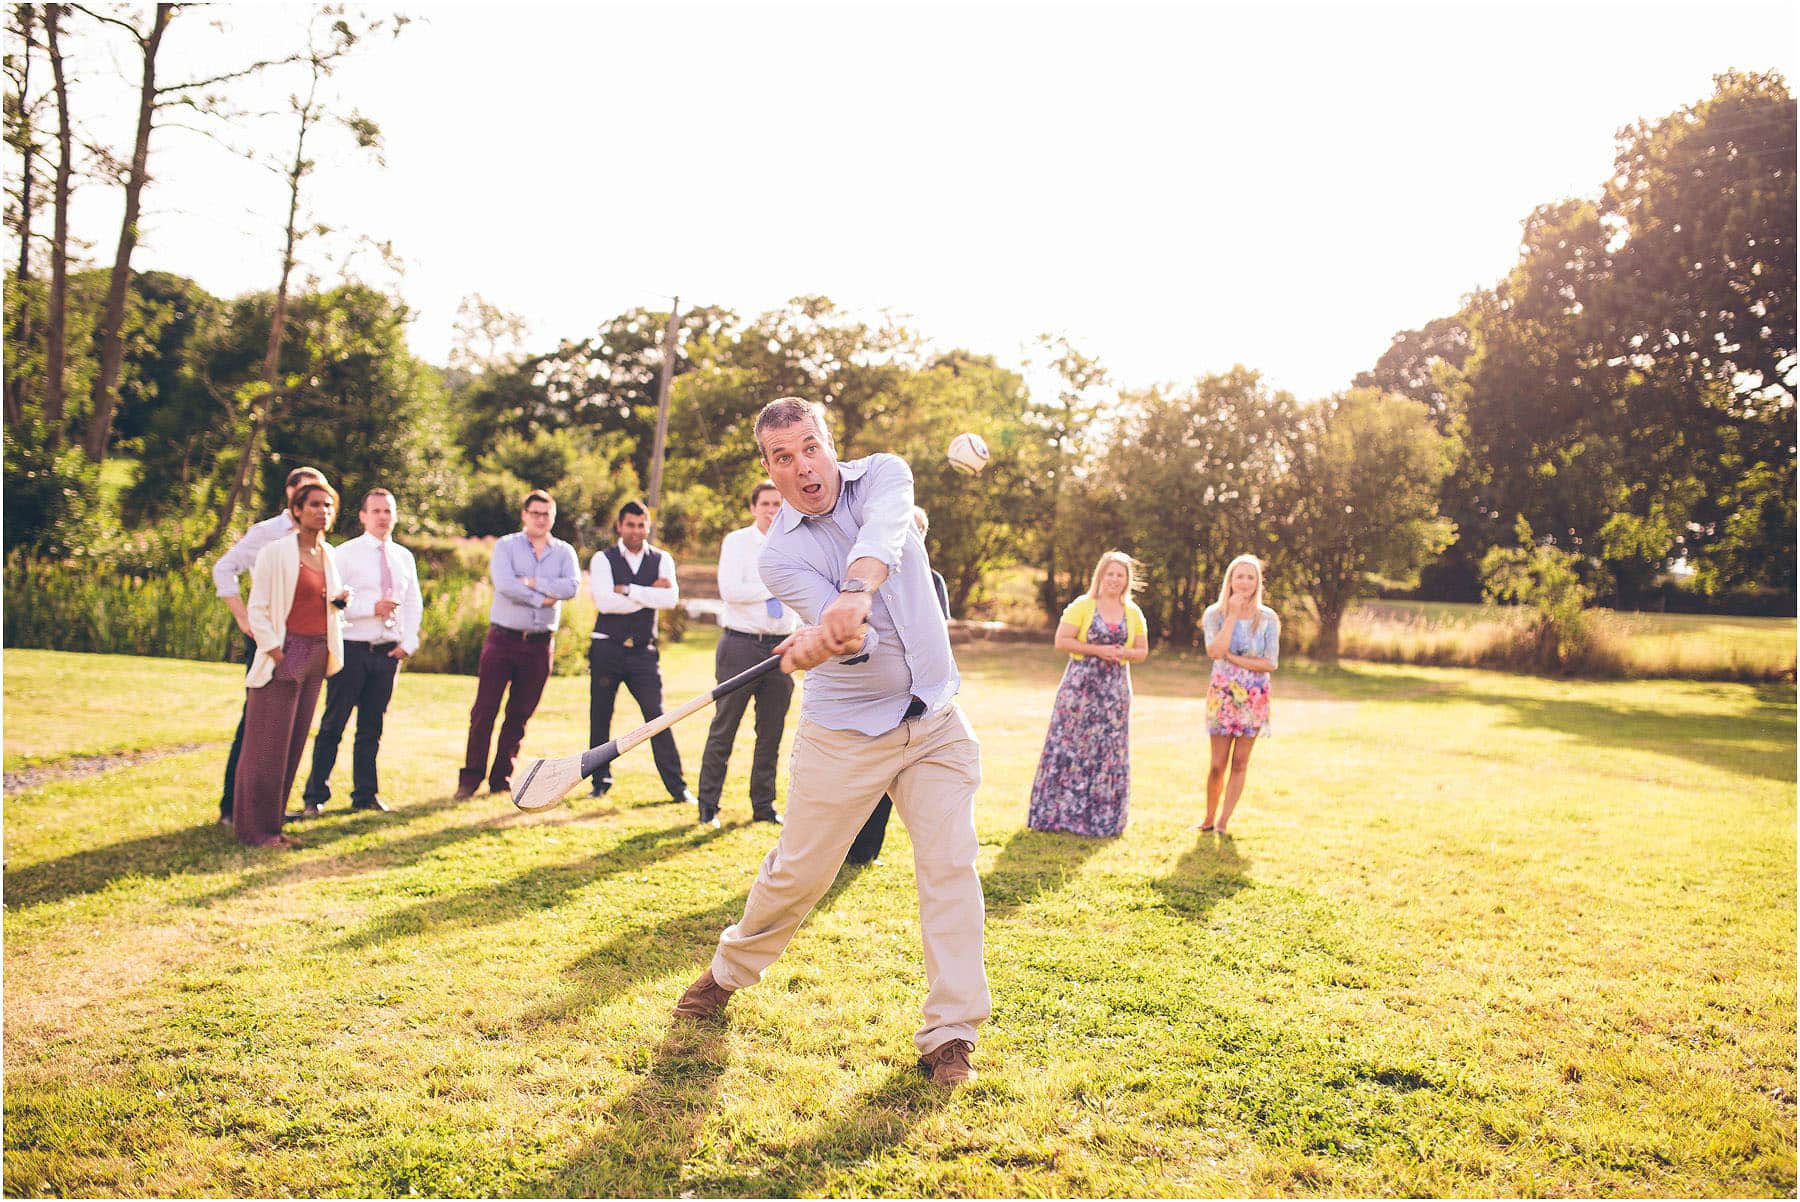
[{"xmin": 4, "ymin": 12, "xmax": 1793, "ymax": 662}]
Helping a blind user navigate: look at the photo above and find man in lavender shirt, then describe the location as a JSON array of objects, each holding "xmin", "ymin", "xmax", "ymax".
[
  {"xmin": 672, "ymin": 397, "xmax": 989, "ymax": 1087},
  {"xmin": 210, "ymin": 464, "xmax": 328, "ymax": 825},
  {"xmin": 455, "ymin": 489, "xmax": 581, "ymax": 799}
]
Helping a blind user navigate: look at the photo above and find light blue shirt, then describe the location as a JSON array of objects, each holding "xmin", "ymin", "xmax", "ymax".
[
  {"xmin": 759, "ymin": 453, "xmax": 959, "ymax": 736},
  {"xmin": 1202, "ymin": 603, "xmax": 1281, "ymax": 666},
  {"xmin": 488, "ymin": 531, "xmax": 581, "ymax": 633}
]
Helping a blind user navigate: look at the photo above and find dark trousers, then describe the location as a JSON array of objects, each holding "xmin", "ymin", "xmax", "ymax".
[
  {"xmin": 697, "ymin": 629, "xmax": 794, "ymax": 821},
  {"xmin": 302, "ymin": 640, "xmax": 400, "ymax": 809},
  {"xmin": 846, "ymin": 795, "xmax": 893, "ymax": 864},
  {"xmin": 220, "ymin": 631, "xmax": 258, "ymax": 819},
  {"xmin": 588, "ymin": 639, "xmax": 687, "ymax": 796},
  {"xmin": 845, "ymin": 697, "xmax": 925, "ymax": 864},
  {"xmin": 460, "ymin": 626, "xmax": 554, "ymax": 793}
]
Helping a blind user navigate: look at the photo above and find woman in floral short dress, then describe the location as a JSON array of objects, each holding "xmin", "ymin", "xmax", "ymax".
[
  {"xmin": 1201, "ymin": 553, "xmax": 1279, "ymax": 835},
  {"xmin": 1027, "ymin": 551, "xmax": 1150, "ymax": 837}
]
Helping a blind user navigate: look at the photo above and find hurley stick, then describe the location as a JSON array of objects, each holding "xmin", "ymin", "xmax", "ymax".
[{"xmin": 511, "ymin": 652, "xmax": 784, "ymax": 811}]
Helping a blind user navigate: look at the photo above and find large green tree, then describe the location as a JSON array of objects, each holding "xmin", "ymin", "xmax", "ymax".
[
  {"xmin": 1281, "ymin": 388, "xmax": 1460, "ymax": 661},
  {"xmin": 1076, "ymin": 368, "xmax": 1297, "ymax": 645}
]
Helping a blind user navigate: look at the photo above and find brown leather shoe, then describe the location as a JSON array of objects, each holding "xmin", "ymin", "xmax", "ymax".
[
  {"xmin": 918, "ymin": 1038, "xmax": 976, "ymax": 1085},
  {"xmin": 673, "ymin": 968, "xmax": 734, "ymax": 1021}
]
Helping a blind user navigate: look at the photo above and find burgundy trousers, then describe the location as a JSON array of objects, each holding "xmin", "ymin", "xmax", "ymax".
[
  {"xmin": 460, "ymin": 625, "xmax": 555, "ymax": 793},
  {"xmin": 234, "ymin": 633, "xmax": 329, "ymax": 846}
]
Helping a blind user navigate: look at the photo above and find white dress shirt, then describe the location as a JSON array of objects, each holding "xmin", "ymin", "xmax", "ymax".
[
  {"xmin": 717, "ymin": 523, "xmax": 798, "ymax": 637},
  {"xmin": 590, "ymin": 544, "xmax": 680, "ymax": 638},
  {"xmin": 333, "ymin": 532, "xmax": 424, "ymax": 655},
  {"xmin": 212, "ymin": 510, "xmax": 296, "ymax": 598}
]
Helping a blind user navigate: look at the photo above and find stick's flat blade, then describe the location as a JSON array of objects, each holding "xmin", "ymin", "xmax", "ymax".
[{"xmin": 512, "ymin": 755, "xmax": 585, "ymax": 811}]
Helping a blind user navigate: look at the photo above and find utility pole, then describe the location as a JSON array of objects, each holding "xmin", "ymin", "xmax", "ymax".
[{"xmin": 646, "ymin": 296, "xmax": 679, "ymax": 522}]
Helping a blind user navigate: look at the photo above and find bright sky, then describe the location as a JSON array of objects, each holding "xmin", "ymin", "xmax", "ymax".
[{"xmin": 35, "ymin": 1, "xmax": 1798, "ymax": 401}]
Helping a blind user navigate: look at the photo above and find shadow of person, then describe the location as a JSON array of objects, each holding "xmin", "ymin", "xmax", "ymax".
[
  {"xmin": 523, "ymin": 862, "xmax": 865, "ymax": 1029},
  {"xmin": 539, "ymin": 1022, "xmax": 732, "ymax": 1197},
  {"xmin": 1150, "ymin": 831, "xmax": 1252, "ymax": 921},
  {"xmin": 5, "ymin": 789, "xmax": 470, "ymax": 911},
  {"xmin": 982, "ymin": 827, "xmax": 1109, "ymax": 920},
  {"xmin": 331, "ymin": 820, "xmax": 713, "ymax": 952},
  {"xmin": 710, "ymin": 1064, "xmax": 956, "ymax": 1196}
]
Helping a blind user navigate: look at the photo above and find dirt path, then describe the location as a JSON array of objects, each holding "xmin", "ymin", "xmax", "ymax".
[{"xmin": 4, "ymin": 743, "xmax": 217, "ymax": 796}]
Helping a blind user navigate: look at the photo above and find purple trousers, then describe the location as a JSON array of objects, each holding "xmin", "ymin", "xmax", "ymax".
[
  {"xmin": 460, "ymin": 625, "xmax": 554, "ymax": 793},
  {"xmin": 234, "ymin": 633, "xmax": 328, "ymax": 846}
]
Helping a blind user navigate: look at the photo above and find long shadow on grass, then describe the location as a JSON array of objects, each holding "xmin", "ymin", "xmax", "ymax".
[
  {"xmin": 2, "ymin": 791, "xmax": 465, "ymax": 910},
  {"xmin": 172, "ymin": 791, "xmax": 556, "ymax": 911},
  {"xmin": 1151, "ymin": 833, "xmax": 1252, "ymax": 922},
  {"xmin": 1460, "ymin": 681, "xmax": 1796, "ymax": 783},
  {"xmin": 982, "ymin": 828, "xmax": 1108, "ymax": 918},
  {"xmin": 333, "ymin": 820, "xmax": 713, "ymax": 951},
  {"xmin": 718, "ymin": 1066, "xmax": 953, "ymax": 1196},
  {"xmin": 522, "ymin": 868, "xmax": 863, "ymax": 1030},
  {"xmin": 538, "ymin": 1022, "xmax": 731, "ymax": 1196}
]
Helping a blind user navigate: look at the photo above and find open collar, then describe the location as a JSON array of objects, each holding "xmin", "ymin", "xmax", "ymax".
[{"xmin": 772, "ymin": 456, "xmax": 869, "ymax": 535}]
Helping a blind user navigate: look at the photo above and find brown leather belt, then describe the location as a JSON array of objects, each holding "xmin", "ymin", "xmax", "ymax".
[{"xmin": 491, "ymin": 625, "xmax": 553, "ymax": 644}]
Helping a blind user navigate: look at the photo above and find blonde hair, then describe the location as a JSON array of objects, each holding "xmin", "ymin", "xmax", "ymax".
[
  {"xmin": 1212, "ymin": 553, "xmax": 1267, "ymax": 634},
  {"xmin": 1087, "ymin": 550, "xmax": 1139, "ymax": 601}
]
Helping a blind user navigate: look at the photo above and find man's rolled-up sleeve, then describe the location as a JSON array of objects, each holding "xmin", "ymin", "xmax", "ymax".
[{"xmin": 844, "ymin": 454, "xmax": 915, "ymax": 574}]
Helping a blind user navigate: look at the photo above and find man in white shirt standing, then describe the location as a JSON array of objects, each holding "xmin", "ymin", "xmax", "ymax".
[
  {"xmin": 211, "ymin": 464, "xmax": 329, "ymax": 825},
  {"xmin": 298, "ymin": 488, "xmax": 423, "ymax": 816},
  {"xmin": 694, "ymin": 481, "xmax": 798, "ymax": 827},
  {"xmin": 588, "ymin": 500, "xmax": 696, "ymax": 804}
]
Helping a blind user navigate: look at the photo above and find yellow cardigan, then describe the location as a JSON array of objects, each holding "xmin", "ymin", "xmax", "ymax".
[{"xmin": 1058, "ymin": 594, "xmax": 1148, "ymax": 660}]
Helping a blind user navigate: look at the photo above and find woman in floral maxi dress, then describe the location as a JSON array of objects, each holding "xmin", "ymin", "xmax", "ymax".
[
  {"xmin": 1027, "ymin": 552, "xmax": 1149, "ymax": 837},
  {"xmin": 1201, "ymin": 553, "xmax": 1280, "ymax": 834}
]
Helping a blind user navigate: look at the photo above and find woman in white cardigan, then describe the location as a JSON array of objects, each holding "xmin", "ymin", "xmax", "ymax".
[{"xmin": 234, "ymin": 481, "xmax": 349, "ymax": 847}]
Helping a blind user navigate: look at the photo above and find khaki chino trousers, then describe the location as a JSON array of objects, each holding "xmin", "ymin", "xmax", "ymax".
[{"xmin": 711, "ymin": 703, "xmax": 991, "ymax": 1054}]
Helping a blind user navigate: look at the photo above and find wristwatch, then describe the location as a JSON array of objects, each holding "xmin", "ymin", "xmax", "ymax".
[{"xmin": 838, "ymin": 579, "xmax": 873, "ymax": 595}]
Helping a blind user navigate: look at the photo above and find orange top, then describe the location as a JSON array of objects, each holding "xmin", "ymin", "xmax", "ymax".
[{"xmin": 286, "ymin": 561, "xmax": 328, "ymax": 636}]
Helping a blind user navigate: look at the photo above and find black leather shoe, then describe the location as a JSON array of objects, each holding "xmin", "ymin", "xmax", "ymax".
[
  {"xmin": 754, "ymin": 812, "xmax": 784, "ymax": 825},
  {"xmin": 351, "ymin": 799, "xmax": 392, "ymax": 813},
  {"xmin": 590, "ymin": 781, "xmax": 611, "ymax": 798}
]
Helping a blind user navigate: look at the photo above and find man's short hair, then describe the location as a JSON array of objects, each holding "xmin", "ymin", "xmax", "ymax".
[
  {"xmin": 362, "ymin": 488, "xmax": 396, "ymax": 509},
  {"xmin": 286, "ymin": 465, "xmax": 326, "ymax": 490},
  {"xmin": 617, "ymin": 500, "xmax": 648, "ymax": 523},
  {"xmin": 750, "ymin": 481, "xmax": 779, "ymax": 507},
  {"xmin": 753, "ymin": 396, "xmax": 828, "ymax": 455},
  {"xmin": 523, "ymin": 489, "xmax": 555, "ymax": 512}
]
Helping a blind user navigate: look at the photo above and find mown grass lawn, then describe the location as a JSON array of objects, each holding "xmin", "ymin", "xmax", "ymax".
[{"xmin": 4, "ymin": 637, "xmax": 1794, "ymax": 1197}]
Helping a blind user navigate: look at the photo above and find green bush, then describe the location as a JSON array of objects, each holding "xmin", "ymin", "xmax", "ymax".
[
  {"xmin": 3, "ymin": 553, "xmax": 236, "ymax": 662},
  {"xmin": 1479, "ymin": 518, "xmax": 1614, "ymax": 673}
]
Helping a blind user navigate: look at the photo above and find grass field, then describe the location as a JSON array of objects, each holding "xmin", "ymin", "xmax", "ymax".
[{"xmin": 4, "ymin": 637, "xmax": 1795, "ymax": 1196}]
